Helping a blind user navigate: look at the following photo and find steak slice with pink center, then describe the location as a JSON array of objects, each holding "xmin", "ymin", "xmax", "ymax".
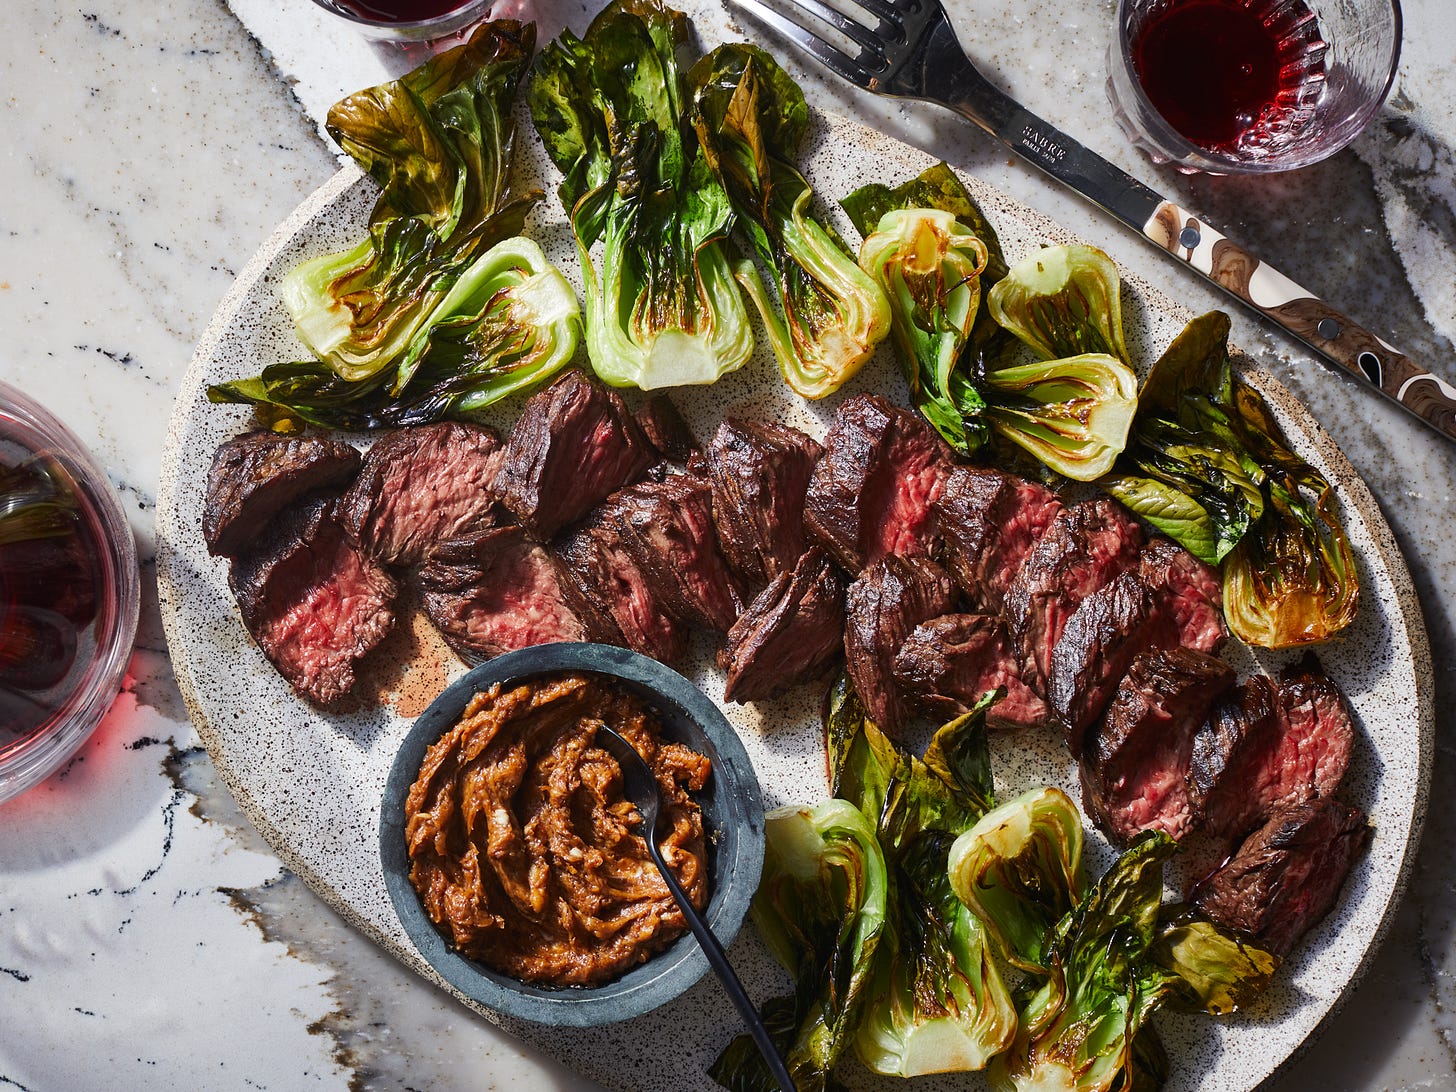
[
  {"xmin": 339, "ymin": 421, "xmax": 503, "ymax": 567},
  {"xmin": 892, "ymin": 613, "xmax": 1049, "ymax": 730},
  {"xmin": 229, "ymin": 497, "xmax": 397, "ymax": 706},
  {"xmin": 1079, "ymin": 648, "xmax": 1235, "ymax": 843},
  {"xmin": 804, "ymin": 394, "xmax": 950, "ymax": 573}
]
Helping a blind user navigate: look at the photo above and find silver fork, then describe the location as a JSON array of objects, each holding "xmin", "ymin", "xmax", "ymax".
[{"xmin": 729, "ymin": 0, "xmax": 1456, "ymax": 445}]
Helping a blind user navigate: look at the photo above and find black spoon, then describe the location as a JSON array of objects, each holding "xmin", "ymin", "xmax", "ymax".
[{"xmin": 593, "ymin": 722, "xmax": 798, "ymax": 1092}]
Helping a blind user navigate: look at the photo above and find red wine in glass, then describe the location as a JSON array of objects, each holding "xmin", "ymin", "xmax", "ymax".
[
  {"xmin": 328, "ymin": 0, "xmax": 477, "ymax": 22},
  {"xmin": 0, "ymin": 446, "xmax": 103, "ymax": 751},
  {"xmin": 1132, "ymin": 0, "xmax": 1327, "ymax": 152}
]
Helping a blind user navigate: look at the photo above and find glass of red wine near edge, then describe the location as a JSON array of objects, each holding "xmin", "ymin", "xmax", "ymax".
[
  {"xmin": 308, "ymin": 0, "xmax": 505, "ymax": 65},
  {"xmin": 1107, "ymin": 0, "xmax": 1402, "ymax": 174}
]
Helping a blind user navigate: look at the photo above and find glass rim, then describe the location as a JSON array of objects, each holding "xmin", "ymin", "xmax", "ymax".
[
  {"xmin": 1114, "ymin": 0, "xmax": 1404, "ymax": 173},
  {"xmin": 0, "ymin": 380, "xmax": 140, "ymax": 805},
  {"xmin": 306, "ymin": 0, "xmax": 493, "ymax": 32}
]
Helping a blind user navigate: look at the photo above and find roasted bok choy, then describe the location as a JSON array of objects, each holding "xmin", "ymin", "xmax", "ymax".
[
  {"xmin": 689, "ymin": 44, "xmax": 890, "ymax": 398},
  {"xmin": 209, "ymin": 22, "xmax": 578, "ymax": 430},
  {"xmin": 844, "ymin": 167, "xmax": 1138, "ymax": 479},
  {"xmin": 211, "ymin": 238, "xmax": 579, "ymax": 429},
  {"xmin": 947, "ymin": 786, "xmax": 1085, "ymax": 976},
  {"xmin": 527, "ymin": 0, "xmax": 753, "ymax": 390},
  {"xmin": 989, "ymin": 832, "xmax": 1276, "ymax": 1092},
  {"xmin": 1103, "ymin": 311, "xmax": 1359, "ymax": 646},
  {"xmin": 709, "ymin": 798, "xmax": 887, "ymax": 1092},
  {"xmin": 713, "ymin": 680, "xmax": 1020, "ymax": 1089}
]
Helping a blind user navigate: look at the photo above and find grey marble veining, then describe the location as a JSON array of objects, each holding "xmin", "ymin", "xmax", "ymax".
[{"xmin": 1, "ymin": 0, "xmax": 1453, "ymax": 1089}]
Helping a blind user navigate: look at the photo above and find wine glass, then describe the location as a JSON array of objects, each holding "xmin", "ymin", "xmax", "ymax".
[
  {"xmin": 308, "ymin": 0, "xmax": 501, "ymax": 66},
  {"xmin": 1106, "ymin": 0, "xmax": 1402, "ymax": 174}
]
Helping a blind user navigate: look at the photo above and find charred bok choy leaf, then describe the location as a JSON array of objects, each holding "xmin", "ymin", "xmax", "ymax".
[
  {"xmin": 845, "ymin": 167, "xmax": 1137, "ymax": 478},
  {"xmin": 990, "ymin": 832, "xmax": 1276, "ymax": 1092},
  {"xmin": 980, "ymin": 244, "xmax": 1138, "ymax": 479},
  {"xmin": 836, "ymin": 686, "xmax": 1017, "ymax": 1078},
  {"xmin": 1104, "ymin": 310, "xmax": 1359, "ymax": 645},
  {"xmin": 689, "ymin": 44, "xmax": 890, "ymax": 398},
  {"xmin": 527, "ymin": 0, "xmax": 753, "ymax": 390},
  {"xmin": 710, "ymin": 798, "xmax": 887, "ymax": 1092},
  {"xmin": 208, "ymin": 22, "xmax": 574, "ymax": 430},
  {"xmin": 715, "ymin": 681, "xmax": 1015, "ymax": 1088},
  {"xmin": 211, "ymin": 238, "xmax": 579, "ymax": 429},
  {"xmin": 947, "ymin": 786, "xmax": 1085, "ymax": 975}
]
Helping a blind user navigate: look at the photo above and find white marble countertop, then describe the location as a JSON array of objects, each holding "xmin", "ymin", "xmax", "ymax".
[{"xmin": 1, "ymin": 0, "xmax": 1453, "ymax": 1089}]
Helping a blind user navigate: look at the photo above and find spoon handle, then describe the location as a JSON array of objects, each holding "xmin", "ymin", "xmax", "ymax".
[{"xmin": 648, "ymin": 843, "xmax": 798, "ymax": 1092}]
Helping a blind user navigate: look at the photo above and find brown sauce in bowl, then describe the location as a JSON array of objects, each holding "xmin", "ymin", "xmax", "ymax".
[{"xmin": 404, "ymin": 671, "xmax": 711, "ymax": 987}]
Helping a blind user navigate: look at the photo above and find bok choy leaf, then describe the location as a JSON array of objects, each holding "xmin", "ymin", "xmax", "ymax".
[
  {"xmin": 209, "ymin": 237, "xmax": 579, "ymax": 429},
  {"xmin": 947, "ymin": 786, "xmax": 1085, "ymax": 975},
  {"xmin": 1104, "ymin": 310, "xmax": 1359, "ymax": 645},
  {"xmin": 990, "ymin": 832, "xmax": 1276, "ymax": 1092},
  {"xmin": 710, "ymin": 799, "xmax": 888, "ymax": 1092},
  {"xmin": 689, "ymin": 44, "xmax": 890, "ymax": 398},
  {"xmin": 207, "ymin": 21, "xmax": 566, "ymax": 429},
  {"xmin": 527, "ymin": 0, "xmax": 753, "ymax": 390},
  {"xmin": 845, "ymin": 167, "xmax": 1137, "ymax": 478}
]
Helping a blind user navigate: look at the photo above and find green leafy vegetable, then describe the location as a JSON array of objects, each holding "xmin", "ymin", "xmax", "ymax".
[
  {"xmin": 1152, "ymin": 906, "xmax": 1278, "ymax": 1017},
  {"xmin": 1220, "ymin": 378, "xmax": 1361, "ymax": 646},
  {"xmin": 990, "ymin": 832, "xmax": 1177, "ymax": 1092},
  {"xmin": 1101, "ymin": 311, "xmax": 1265, "ymax": 563},
  {"xmin": 987, "ymin": 244, "xmax": 1131, "ymax": 365},
  {"xmin": 947, "ymin": 786, "xmax": 1085, "ymax": 974},
  {"xmin": 720, "ymin": 687, "xmax": 1012, "ymax": 1087},
  {"xmin": 207, "ymin": 21, "xmax": 560, "ymax": 429},
  {"xmin": 711, "ymin": 799, "xmax": 887, "ymax": 1092},
  {"xmin": 835, "ymin": 691, "xmax": 1016, "ymax": 1078},
  {"xmin": 847, "ymin": 168, "xmax": 1137, "ymax": 478},
  {"xmin": 858, "ymin": 207, "xmax": 995, "ymax": 452},
  {"xmin": 209, "ymin": 237, "xmax": 579, "ymax": 429},
  {"xmin": 990, "ymin": 832, "xmax": 1275, "ymax": 1092},
  {"xmin": 1105, "ymin": 310, "xmax": 1359, "ymax": 645},
  {"xmin": 980, "ymin": 352, "xmax": 1139, "ymax": 482},
  {"xmin": 689, "ymin": 44, "xmax": 890, "ymax": 398},
  {"xmin": 527, "ymin": 0, "xmax": 753, "ymax": 390}
]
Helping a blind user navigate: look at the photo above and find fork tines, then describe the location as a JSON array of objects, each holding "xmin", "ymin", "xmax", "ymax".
[{"xmin": 728, "ymin": 0, "xmax": 901, "ymax": 87}]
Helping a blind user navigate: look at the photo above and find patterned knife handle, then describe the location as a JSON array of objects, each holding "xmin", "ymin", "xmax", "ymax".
[{"xmin": 1144, "ymin": 200, "xmax": 1456, "ymax": 441}]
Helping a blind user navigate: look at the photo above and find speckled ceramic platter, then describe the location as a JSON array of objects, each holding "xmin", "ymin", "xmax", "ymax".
[{"xmin": 156, "ymin": 103, "xmax": 1432, "ymax": 1092}]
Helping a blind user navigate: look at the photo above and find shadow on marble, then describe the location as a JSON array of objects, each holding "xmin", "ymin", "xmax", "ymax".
[{"xmin": 0, "ymin": 679, "xmax": 188, "ymax": 876}]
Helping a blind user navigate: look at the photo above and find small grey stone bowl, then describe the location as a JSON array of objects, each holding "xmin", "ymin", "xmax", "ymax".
[{"xmin": 379, "ymin": 642, "xmax": 766, "ymax": 1027}]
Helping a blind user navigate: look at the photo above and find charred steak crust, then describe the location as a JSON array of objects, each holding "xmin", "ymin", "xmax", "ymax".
[
  {"xmin": 635, "ymin": 395, "xmax": 698, "ymax": 464},
  {"xmin": 1049, "ymin": 569, "xmax": 1180, "ymax": 754},
  {"xmin": 338, "ymin": 421, "xmax": 504, "ymax": 567},
  {"xmin": 1190, "ymin": 798, "xmax": 1370, "ymax": 956},
  {"xmin": 594, "ymin": 477, "xmax": 743, "ymax": 632},
  {"xmin": 203, "ymin": 431, "xmax": 361, "ymax": 558},
  {"xmin": 1188, "ymin": 655, "xmax": 1355, "ymax": 841},
  {"xmin": 804, "ymin": 394, "xmax": 951, "ymax": 572},
  {"xmin": 552, "ymin": 509, "xmax": 685, "ymax": 664},
  {"xmin": 1005, "ymin": 497, "xmax": 1145, "ymax": 690},
  {"xmin": 1187, "ymin": 677, "xmax": 1283, "ymax": 837},
  {"xmin": 707, "ymin": 417, "xmax": 823, "ymax": 591},
  {"xmin": 497, "ymin": 370, "xmax": 654, "ymax": 539},
  {"xmin": 228, "ymin": 497, "xmax": 397, "ymax": 706},
  {"xmin": 1080, "ymin": 648, "xmax": 1236, "ymax": 844},
  {"xmin": 719, "ymin": 547, "xmax": 845, "ymax": 703},
  {"xmin": 892, "ymin": 613, "xmax": 1049, "ymax": 730},
  {"xmin": 844, "ymin": 555, "xmax": 958, "ymax": 734},
  {"xmin": 418, "ymin": 527, "xmax": 604, "ymax": 660},
  {"xmin": 935, "ymin": 466, "xmax": 1064, "ymax": 612},
  {"xmin": 1138, "ymin": 537, "xmax": 1228, "ymax": 653}
]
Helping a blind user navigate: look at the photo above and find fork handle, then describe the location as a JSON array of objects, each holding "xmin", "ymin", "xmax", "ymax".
[{"xmin": 947, "ymin": 90, "xmax": 1456, "ymax": 442}]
